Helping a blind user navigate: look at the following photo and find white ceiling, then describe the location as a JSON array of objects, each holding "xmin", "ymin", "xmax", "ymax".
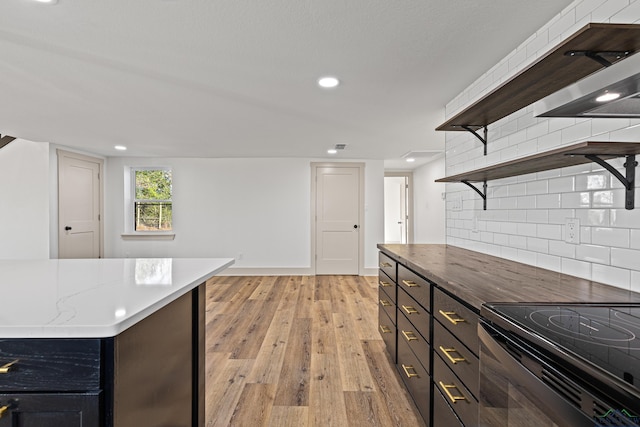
[{"xmin": 0, "ymin": 0, "xmax": 573, "ymax": 169}]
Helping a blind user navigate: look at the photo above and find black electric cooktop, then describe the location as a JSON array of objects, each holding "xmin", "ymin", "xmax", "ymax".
[{"xmin": 482, "ymin": 303, "xmax": 640, "ymax": 393}]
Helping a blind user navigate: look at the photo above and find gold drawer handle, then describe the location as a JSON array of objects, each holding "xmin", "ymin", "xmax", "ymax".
[
  {"xmin": 402, "ymin": 279, "xmax": 420, "ymax": 288},
  {"xmin": 379, "ymin": 262, "xmax": 392, "ymax": 268},
  {"xmin": 379, "ymin": 280, "xmax": 392, "ymax": 287},
  {"xmin": 439, "ymin": 310, "xmax": 466, "ymax": 325},
  {"xmin": 402, "ymin": 305, "xmax": 419, "ymax": 315},
  {"xmin": 379, "ymin": 299, "xmax": 392, "ymax": 307},
  {"xmin": 439, "ymin": 346, "xmax": 466, "ymax": 364},
  {"xmin": 0, "ymin": 360, "xmax": 18, "ymax": 374},
  {"xmin": 0, "ymin": 405, "xmax": 7, "ymax": 419},
  {"xmin": 402, "ymin": 330, "xmax": 418, "ymax": 342},
  {"xmin": 401, "ymin": 364, "xmax": 419, "ymax": 378},
  {"xmin": 379, "ymin": 325, "xmax": 392, "ymax": 334},
  {"xmin": 439, "ymin": 381, "xmax": 468, "ymax": 404}
]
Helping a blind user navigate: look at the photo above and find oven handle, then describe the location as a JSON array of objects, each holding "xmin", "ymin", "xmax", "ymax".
[{"xmin": 478, "ymin": 320, "xmax": 594, "ymax": 427}]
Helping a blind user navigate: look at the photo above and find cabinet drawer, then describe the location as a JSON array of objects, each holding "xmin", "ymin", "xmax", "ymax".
[
  {"xmin": 397, "ymin": 288, "xmax": 428, "ymax": 339},
  {"xmin": 397, "ymin": 337, "xmax": 430, "ymax": 423},
  {"xmin": 398, "ymin": 265, "xmax": 431, "ymax": 312},
  {"xmin": 0, "ymin": 391, "xmax": 100, "ymax": 427},
  {"xmin": 434, "ymin": 320, "xmax": 479, "ymax": 399},
  {"xmin": 433, "ymin": 353, "xmax": 477, "ymax": 427},
  {"xmin": 0, "ymin": 340, "xmax": 101, "ymax": 392},
  {"xmin": 433, "ymin": 288, "xmax": 479, "ymax": 356},
  {"xmin": 378, "ymin": 308, "xmax": 396, "ymax": 363},
  {"xmin": 397, "ymin": 311, "xmax": 429, "ymax": 374},
  {"xmin": 378, "ymin": 252, "xmax": 397, "ymax": 282},
  {"xmin": 378, "ymin": 288, "xmax": 396, "ymax": 326},
  {"xmin": 433, "ymin": 386, "xmax": 465, "ymax": 427},
  {"xmin": 378, "ymin": 271, "xmax": 396, "ymax": 304}
]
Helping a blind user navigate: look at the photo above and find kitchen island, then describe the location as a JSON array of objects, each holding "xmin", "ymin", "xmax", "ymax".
[{"xmin": 0, "ymin": 257, "xmax": 234, "ymax": 427}]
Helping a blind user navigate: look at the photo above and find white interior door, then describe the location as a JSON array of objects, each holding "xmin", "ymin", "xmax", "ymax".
[
  {"xmin": 315, "ymin": 165, "xmax": 361, "ymax": 275},
  {"xmin": 58, "ymin": 151, "xmax": 102, "ymax": 259},
  {"xmin": 384, "ymin": 176, "xmax": 407, "ymax": 244}
]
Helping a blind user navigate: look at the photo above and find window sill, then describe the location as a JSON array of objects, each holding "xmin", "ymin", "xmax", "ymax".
[{"xmin": 121, "ymin": 232, "xmax": 176, "ymax": 241}]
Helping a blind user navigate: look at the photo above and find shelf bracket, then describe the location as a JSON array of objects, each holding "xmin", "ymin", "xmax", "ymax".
[
  {"xmin": 461, "ymin": 180, "xmax": 487, "ymax": 210},
  {"xmin": 564, "ymin": 50, "xmax": 633, "ymax": 68},
  {"xmin": 461, "ymin": 126, "xmax": 488, "ymax": 155},
  {"xmin": 584, "ymin": 154, "xmax": 637, "ymax": 210}
]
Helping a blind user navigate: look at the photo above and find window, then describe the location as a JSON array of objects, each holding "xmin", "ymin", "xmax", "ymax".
[{"xmin": 133, "ymin": 168, "xmax": 172, "ymax": 231}]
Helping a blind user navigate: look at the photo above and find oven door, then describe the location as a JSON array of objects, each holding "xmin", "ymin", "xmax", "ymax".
[{"xmin": 478, "ymin": 320, "xmax": 594, "ymax": 427}]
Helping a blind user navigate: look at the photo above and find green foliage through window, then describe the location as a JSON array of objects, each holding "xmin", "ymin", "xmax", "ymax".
[{"xmin": 134, "ymin": 169, "xmax": 172, "ymax": 231}]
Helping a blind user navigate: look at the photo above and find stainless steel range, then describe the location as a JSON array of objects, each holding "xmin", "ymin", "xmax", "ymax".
[{"xmin": 479, "ymin": 303, "xmax": 640, "ymax": 427}]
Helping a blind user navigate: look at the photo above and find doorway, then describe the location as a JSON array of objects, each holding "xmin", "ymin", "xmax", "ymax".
[
  {"xmin": 384, "ymin": 172, "xmax": 412, "ymax": 244},
  {"xmin": 311, "ymin": 163, "xmax": 364, "ymax": 275},
  {"xmin": 58, "ymin": 150, "xmax": 104, "ymax": 259}
]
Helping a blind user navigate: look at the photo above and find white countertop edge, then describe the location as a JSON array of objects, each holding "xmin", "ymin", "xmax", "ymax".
[{"xmin": 0, "ymin": 258, "xmax": 235, "ymax": 339}]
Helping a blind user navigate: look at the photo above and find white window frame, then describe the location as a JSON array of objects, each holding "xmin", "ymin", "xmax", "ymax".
[{"xmin": 121, "ymin": 166, "xmax": 175, "ymax": 240}]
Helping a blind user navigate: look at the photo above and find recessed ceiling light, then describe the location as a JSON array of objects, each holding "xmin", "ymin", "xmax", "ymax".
[
  {"xmin": 406, "ymin": 158, "xmax": 416, "ymax": 163},
  {"xmin": 318, "ymin": 76, "xmax": 340, "ymax": 89},
  {"xmin": 327, "ymin": 149, "xmax": 338, "ymax": 154},
  {"xmin": 596, "ymin": 92, "xmax": 621, "ymax": 102},
  {"xmin": 33, "ymin": 0, "xmax": 58, "ymax": 4},
  {"xmin": 114, "ymin": 145, "xmax": 127, "ymax": 151}
]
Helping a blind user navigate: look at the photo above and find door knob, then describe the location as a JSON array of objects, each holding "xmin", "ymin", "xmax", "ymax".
[
  {"xmin": 65, "ymin": 226, "xmax": 72, "ymax": 231},
  {"xmin": 353, "ymin": 225, "xmax": 358, "ymax": 229}
]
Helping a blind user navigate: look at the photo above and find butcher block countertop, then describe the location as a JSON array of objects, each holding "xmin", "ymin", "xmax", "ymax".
[{"xmin": 377, "ymin": 244, "xmax": 640, "ymax": 311}]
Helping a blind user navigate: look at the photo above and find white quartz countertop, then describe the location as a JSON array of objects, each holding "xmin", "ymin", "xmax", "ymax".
[{"xmin": 0, "ymin": 257, "xmax": 234, "ymax": 338}]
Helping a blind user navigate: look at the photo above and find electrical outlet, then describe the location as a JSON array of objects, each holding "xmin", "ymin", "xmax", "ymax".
[
  {"xmin": 451, "ymin": 195, "xmax": 463, "ymax": 211},
  {"xmin": 565, "ymin": 218, "xmax": 580, "ymax": 244}
]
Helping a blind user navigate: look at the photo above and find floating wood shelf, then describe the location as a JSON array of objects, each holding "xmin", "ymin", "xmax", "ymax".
[
  {"xmin": 436, "ymin": 141, "xmax": 640, "ymax": 210},
  {"xmin": 436, "ymin": 23, "xmax": 640, "ymax": 133}
]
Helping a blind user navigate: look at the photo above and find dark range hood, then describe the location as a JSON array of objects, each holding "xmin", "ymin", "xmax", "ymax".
[{"xmin": 534, "ymin": 51, "xmax": 640, "ymax": 118}]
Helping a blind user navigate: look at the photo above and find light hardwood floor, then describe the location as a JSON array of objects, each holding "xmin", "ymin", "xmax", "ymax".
[{"xmin": 204, "ymin": 275, "xmax": 426, "ymax": 427}]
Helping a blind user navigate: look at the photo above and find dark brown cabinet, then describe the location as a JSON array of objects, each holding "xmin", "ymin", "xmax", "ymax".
[{"xmin": 0, "ymin": 284, "xmax": 205, "ymax": 427}]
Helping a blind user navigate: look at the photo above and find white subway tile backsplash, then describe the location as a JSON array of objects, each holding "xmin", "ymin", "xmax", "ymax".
[
  {"xmin": 611, "ymin": 248, "xmax": 640, "ymax": 270},
  {"xmin": 592, "ymin": 227, "xmax": 630, "ymax": 248},
  {"xmin": 612, "ymin": 0, "xmax": 640, "ymax": 22},
  {"xmin": 517, "ymin": 223, "xmax": 537, "ymax": 237},
  {"xmin": 538, "ymin": 224, "xmax": 562, "ymax": 240},
  {"xmin": 549, "ymin": 240, "xmax": 576, "ymax": 258},
  {"xmin": 576, "ymin": 0, "xmax": 608, "ymax": 21},
  {"xmin": 518, "ymin": 196, "xmax": 537, "ymax": 209},
  {"xmin": 508, "ymin": 183, "xmax": 527, "ymax": 197},
  {"xmin": 444, "ymin": 0, "xmax": 640, "ymax": 291},
  {"xmin": 592, "ymin": 118, "xmax": 631, "ymax": 136},
  {"xmin": 548, "ymin": 118, "xmax": 576, "ymax": 133},
  {"xmin": 548, "ymin": 7, "xmax": 576, "ymax": 40},
  {"xmin": 548, "ymin": 176, "xmax": 575, "ymax": 193},
  {"xmin": 576, "ymin": 209, "xmax": 610, "ymax": 226},
  {"xmin": 561, "ymin": 120, "xmax": 592, "ymax": 143},
  {"xmin": 537, "ymin": 253, "xmax": 561, "ymax": 272},
  {"xmin": 562, "ymin": 192, "xmax": 591, "ymax": 209},
  {"xmin": 561, "ymin": 258, "xmax": 592, "ymax": 280},
  {"xmin": 632, "ymin": 230, "xmax": 640, "ymax": 250},
  {"xmin": 526, "ymin": 180, "xmax": 549, "ymax": 195},
  {"xmin": 549, "ymin": 209, "xmax": 576, "ymax": 224},
  {"xmin": 591, "ymin": 0, "xmax": 629, "ymax": 21},
  {"xmin": 527, "ymin": 237, "xmax": 549, "ymax": 253},
  {"xmin": 576, "ymin": 244, "xmax": 610, "ymax": 264},
  {"xmin": 592, "ymin": 264, "xmax": 631, "ymax": 289},
  {"xmin": 537, "ymin": 194, "xmax": 561, "ymax": 209},
  {"xmin": 576, "ymin": 172, "xmax": 608, "ymax": 191}
]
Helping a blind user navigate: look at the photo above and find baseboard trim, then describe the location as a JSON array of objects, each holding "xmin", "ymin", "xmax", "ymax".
[{"xmin": 223, "ymin": 267, "xmax": 378, "ymax": 276}]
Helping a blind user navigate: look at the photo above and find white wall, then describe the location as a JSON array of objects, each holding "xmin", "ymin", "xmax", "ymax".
[
  {"xmin": 413, "ymin": 156, "xmax": 446, "ymax": 243},
  {"xmin": 0, "ymin": 139, "xmax": 50, "ymax": 259},
  {"xmin": 105, "ymin": 157, "xmax": 384, "ymax": 274},
  {"xmin": 444, "ymin": 0, "xmax": 640, "ymax": 291}
]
